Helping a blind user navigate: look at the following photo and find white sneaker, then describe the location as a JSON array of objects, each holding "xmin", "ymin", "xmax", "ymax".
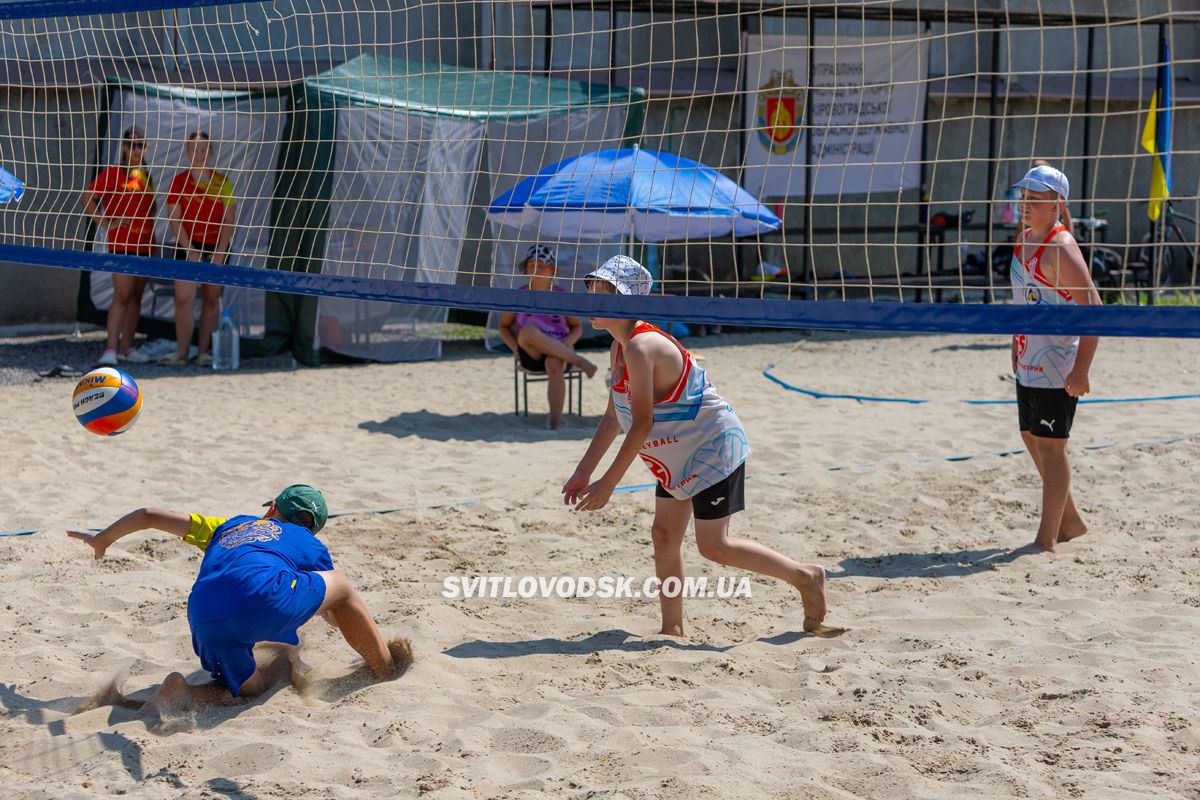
[
  {"xmin": 120, "ymin": 347, "xmax": 154, "ymax": 364},
  {"xmin": 135, "ymin": 339, "xmax": 174, "ymax": 360},
  {"xmin": 97, "ymin": 349, "xmax": 118, "ymax": 367}
]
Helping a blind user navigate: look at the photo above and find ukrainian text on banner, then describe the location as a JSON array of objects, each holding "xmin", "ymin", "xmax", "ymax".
[{"xmin": 743, "ymin": 34, "xmax": 928, "ymax": 198}]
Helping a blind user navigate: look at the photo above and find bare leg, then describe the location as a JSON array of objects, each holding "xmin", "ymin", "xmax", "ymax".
[
  {"xmin": 197, "ymin": 284, "xmax": 222, "ymax": 356},
  {"xmin": 652, "ymin": 496, "xmax": 692, "ymax": 637},
  {"xmin": 693, "ymin": 516, "xmax": 827, "ymax": 624},
  {"xmin": 517, "ymin": 325, "xmax": 597, "ymax": 378},
  {"xmin": 316, "ymin": 570, "xmax": 396, "ymax": 679},
  {"xmin": 119, "ymin": 277, "xmax": 147, "ymax": 354},
  {"xmin": 172, "ymin": 280, "xmax": 198, "ymax": 359},
  {"xmin": 1027, "ymin": 435, "xmax": 1073, "ymax": 554},
  {"xmin": 105, "ymin": 274, "xmax": 135, "ymax": 353},
  {"xmin": 545, "ymin": 356, "xmax": 566, "ymax": 429},
  {"xmin": 1020, "ymin": 432, "xmax": 1087, "ymax": 543},
  {"xmin": 139, "ymin": 656, "xmax": 283, "ymax": 731}
]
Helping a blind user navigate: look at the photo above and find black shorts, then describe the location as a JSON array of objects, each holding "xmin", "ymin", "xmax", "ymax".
[
  {"xmin": 175, "ymin": 240, "xmax": 217, "ymax": 263},
  {"xmin": 1017, "ymin": 383, "xmax": 1078, "ymax": 440},
  {"xmin": 517, "ymin": 345, "xmax": 546, "ymax": 373},
  {"xmin": 655, "ymin": 461, "xmax": 746, "ymax": 520}
]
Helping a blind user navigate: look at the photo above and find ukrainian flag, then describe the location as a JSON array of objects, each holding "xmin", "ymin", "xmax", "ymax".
[{"xmin": 1140, "ymin": 29, "xmax": 1173, "ymax": 221}]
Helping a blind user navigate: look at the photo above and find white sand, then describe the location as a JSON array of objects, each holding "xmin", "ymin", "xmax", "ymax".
[{"xmin": 1, "ymin": 330, "xmax": 1198, "ymax": 799}]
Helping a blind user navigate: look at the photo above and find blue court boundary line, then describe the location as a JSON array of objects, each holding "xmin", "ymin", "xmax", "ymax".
[
  {"xmin": 763, "ymin": 366, "xmax": 1200, "ymax": 406},
  {"xmin": 6, "ymin": 245, "xmax": 1200, "ymax": 337},
  {"xmin": 6, "ymin": 434, "xmax": 1195, "ymax": 538},
  {"xmin": 762, "ymin": 366, "xmax": 927, "ymax": 404}
]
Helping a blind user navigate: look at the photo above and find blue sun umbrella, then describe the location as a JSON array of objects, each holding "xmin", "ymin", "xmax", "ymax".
[
  {"xmin": 0, "ymin": 166, "xmax": 24, "ymax": 203},
  {"xmin": 487, "ymin": 147, "xmax": 780, "ymax": 242}
]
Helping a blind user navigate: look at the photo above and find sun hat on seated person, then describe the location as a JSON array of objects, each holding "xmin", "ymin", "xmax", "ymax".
[
  {"xmin": 1013, "ymin": 164, "xmax": 1069, "ymax": 202},
  {"xmin": 585, "ymin": 255, "xmax": 653, "ymax": 297}
]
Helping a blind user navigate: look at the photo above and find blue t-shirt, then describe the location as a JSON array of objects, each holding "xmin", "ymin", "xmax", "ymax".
[{"xmin": 187, "ymin": 515, "xmax": 334, "ymax": 624}]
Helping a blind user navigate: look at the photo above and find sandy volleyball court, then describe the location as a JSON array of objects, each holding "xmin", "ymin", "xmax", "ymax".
[{"xmin": 1, "ymin": 329, "xmax": 1198, "ymax": 799}]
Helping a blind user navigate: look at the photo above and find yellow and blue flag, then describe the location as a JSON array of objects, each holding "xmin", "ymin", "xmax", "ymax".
[{"xmin": 1140, "ymin": 29, "xmax": 1173, "ymax": 221}]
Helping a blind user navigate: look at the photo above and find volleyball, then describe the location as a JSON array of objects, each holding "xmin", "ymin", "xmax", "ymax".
[{"xmin": 72, "ymin": 367, "xmax": 142, "ymax": 436}]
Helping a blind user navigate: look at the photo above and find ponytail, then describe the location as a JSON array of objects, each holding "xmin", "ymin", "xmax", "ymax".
[{"xmin": 1058, "ymin": 201, "xmax": 1072, "ymax": 232}]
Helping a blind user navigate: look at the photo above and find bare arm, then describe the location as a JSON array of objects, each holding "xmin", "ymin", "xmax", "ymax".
[
  {"xmin": 563, "ymin": 316, "xmax": 583, "ymax": 348},
  {"xmin": 79, "ymin": 190, "xmax": 108, "ymax": 229},
  {"xmin": 67, "ymin": 508, "xmax": 191, "ymax": 560},
  {"xmin": 573, "ymin": 341, "xmax": 655, "ymax": 511},
  {"xmin": 167, "ymin": 201, "xmax": 193, "ymax": 256},
  {"xmin": 563, "ymin": 344, "xmax": 621, "ymax": 505},
  {"xmin": 497, "ymin": 311, "xmax": 519, "ymax": 355},
  {"xmin": 212, "ymin": 201, "xmax": 236, "ymax": 265}
]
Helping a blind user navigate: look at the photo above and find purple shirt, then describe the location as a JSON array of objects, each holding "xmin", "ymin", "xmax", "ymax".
[{"xmin": 515, "ymin": 284, "xmax": 571, "ymax": 340}]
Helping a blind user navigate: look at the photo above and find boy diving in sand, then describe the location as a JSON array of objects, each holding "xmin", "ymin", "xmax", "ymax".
[{"xmin": 68, "ymin": 484, "xmax": 407, "ymax": 723}]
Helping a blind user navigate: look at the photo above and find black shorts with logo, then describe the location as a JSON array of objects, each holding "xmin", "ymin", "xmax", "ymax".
[
  {"xmin": 655, "ymin": 461, "xmax": 746, "ymax": 520},
  {"xmin": 1017, "ymin": 383, "xmax": 1078, "ymax": 440}
]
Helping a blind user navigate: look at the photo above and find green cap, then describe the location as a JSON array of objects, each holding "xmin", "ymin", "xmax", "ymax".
[{"xmin": 267, "ymin": 484, "xmax": 329, "ymax": 533}]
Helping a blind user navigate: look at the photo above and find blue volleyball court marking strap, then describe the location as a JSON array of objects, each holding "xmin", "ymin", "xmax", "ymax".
[
  {"xmin": 6, "ymin": 247, "xmax": 1200, "ymax": 338},
  {"xmin": 762, "ymin": 365, "xmax": 1200, "ymax": 405}
]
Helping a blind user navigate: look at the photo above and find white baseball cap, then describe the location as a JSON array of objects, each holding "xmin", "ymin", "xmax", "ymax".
[
  {"xmin": 585, "ymin": 255, "xmax": 653, "ymax": 296},
  {"xmin": 1013, "ymin": 165, "xmax": 1069, "ymax": 201}
]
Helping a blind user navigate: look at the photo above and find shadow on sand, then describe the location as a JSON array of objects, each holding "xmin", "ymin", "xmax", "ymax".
[
  {"xmin": 830, "ymin": 547, "xmax": 1025, "ymax": 580},
  {"xmin": 442, "ymin": 627, "xmax": 835, "ymax": 659},
  {"xmin": 359, "ymin": 410, "xmax": 602, "ymax": 442}
]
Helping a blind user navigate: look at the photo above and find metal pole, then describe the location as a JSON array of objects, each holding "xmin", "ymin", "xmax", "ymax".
[
  {"xmin": 984, "ymin": 26, "xmax": 1000, "ymax": 297},
  {"xmin": 802, "ymin": 8, "xmax": 815, "ymax": 288},
  {"xmin": 916, "ymin": 19, "xmax": 931, "ymax": 277},
  {"xmin": 544, "ymin": 5, "xmax": 552, "ymax": 74},
  {"xmin": 1081, "ymin": 25, "xmax": 1095, "ymax": 222}
]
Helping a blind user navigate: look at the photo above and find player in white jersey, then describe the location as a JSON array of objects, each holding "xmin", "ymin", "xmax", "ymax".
[
  {"xmin": 1010, "ymin": 165, "xmax": 1101, "ymax": 555},
  {"xmin": 562, "ymin": 256, "xmax": 831, "ymax": 635}
]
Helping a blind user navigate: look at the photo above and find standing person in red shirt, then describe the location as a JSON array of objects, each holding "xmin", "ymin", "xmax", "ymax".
[
  {"xmin": 79, "ymin": 126, "xmax": 157, "ymax": 366},
  {"xmin": 163, "ymin": 131, "xmax": 237, "ymax": 366}
]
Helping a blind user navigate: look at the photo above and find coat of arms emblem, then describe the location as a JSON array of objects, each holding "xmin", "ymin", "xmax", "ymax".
[{"xmin": 755, "ymin": 69, "xmax": 805, "ymax": 155}]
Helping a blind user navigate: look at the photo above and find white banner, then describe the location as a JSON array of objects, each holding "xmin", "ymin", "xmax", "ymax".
[{"xmin": 743, "ymin": 34, "xmax": 928, "ymax": 198}]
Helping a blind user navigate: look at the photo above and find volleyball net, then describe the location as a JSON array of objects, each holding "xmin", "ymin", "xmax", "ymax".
[{"xmin": 0, "ymin": 0, "xmax": 1197, "ymax": 355}]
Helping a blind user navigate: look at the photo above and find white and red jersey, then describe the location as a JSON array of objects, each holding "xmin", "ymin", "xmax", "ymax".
[
  {"xmin": 1010, "ymin": 224, "xmax": 1079, "ymax": 389},
  {"xmin": 610, "ymin": 322, "xmax": 750, "ymax": 499}
]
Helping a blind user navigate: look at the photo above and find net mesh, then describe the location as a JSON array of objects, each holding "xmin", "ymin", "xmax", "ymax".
[{"xmin": 0, "ymin": 0, "xmax": 1196, "ymax": 352}]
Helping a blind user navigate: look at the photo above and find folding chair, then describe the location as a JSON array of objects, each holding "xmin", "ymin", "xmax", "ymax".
[{"xmin": 514, "ymin": 360, "xmax": 583, "ymax": 417}]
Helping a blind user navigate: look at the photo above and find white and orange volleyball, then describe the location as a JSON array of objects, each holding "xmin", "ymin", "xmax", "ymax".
[{"xmin": 72, "ymin": 367, "xmax": 142, "ymax": 436}]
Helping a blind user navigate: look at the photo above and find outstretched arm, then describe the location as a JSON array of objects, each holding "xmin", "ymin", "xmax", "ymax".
[{"xmin": 68, "ymin": 508, "xmax": 191, "ymax": 560}]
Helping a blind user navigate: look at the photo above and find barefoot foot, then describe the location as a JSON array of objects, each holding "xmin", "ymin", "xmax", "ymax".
[
  {"xmin": 659, "ymin": 623, "xmax": 684, "ymax": 638},
  {"xmin": 139, "ymin": 672, "xmax": 190, "ymax": 733},
  {"xmin": 1057, "ymin": 519, "xmax": 1088, "ymax": 543},
  {"xmin": 792, "ymin": 564, "xmax": 827, "ymax": 624},
  {"xmin": 577, "ymin": 358, "xmax": 598, "ymax": 379},
  {"xmin": 1011, "ymin": 541, "xmax": 1056, "ymax": 558}
]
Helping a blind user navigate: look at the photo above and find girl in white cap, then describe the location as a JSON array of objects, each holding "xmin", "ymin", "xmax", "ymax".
[
  {"xmin": 1009, "ymin": 164, "xmax": 1101, "ymax": 555},
  {"xmin": 563, "ymin": 255, "xmax": 831, "ymax": 634}
]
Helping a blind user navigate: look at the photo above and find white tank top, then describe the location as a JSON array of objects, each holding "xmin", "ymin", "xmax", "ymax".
[
  {"xmin": 1010, "ymin": 224, "xmax": 1080, "ymax": 389},
  {"xmin": 610, "ymin": 323, "xmax": 750, "ymax": 499}
]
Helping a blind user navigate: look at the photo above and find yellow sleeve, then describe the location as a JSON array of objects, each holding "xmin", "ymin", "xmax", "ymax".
[
  {"xmin": 185, "ymin": 514, "xmax": 228, "ymax": 551},
  {"xmin": 215, "ymin": 174, "xmax": 235, "ymax": 207}
]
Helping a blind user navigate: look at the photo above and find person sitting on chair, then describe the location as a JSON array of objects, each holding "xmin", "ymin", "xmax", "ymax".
[{"xmin": 498, "ymin": 244, "xmax": 598, "ymax": 429}]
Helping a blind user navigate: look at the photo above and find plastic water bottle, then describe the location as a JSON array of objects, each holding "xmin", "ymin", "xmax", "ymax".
[{"xmin": 212, "ymin": 308, "xmax": 240, "ymax": 371}]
